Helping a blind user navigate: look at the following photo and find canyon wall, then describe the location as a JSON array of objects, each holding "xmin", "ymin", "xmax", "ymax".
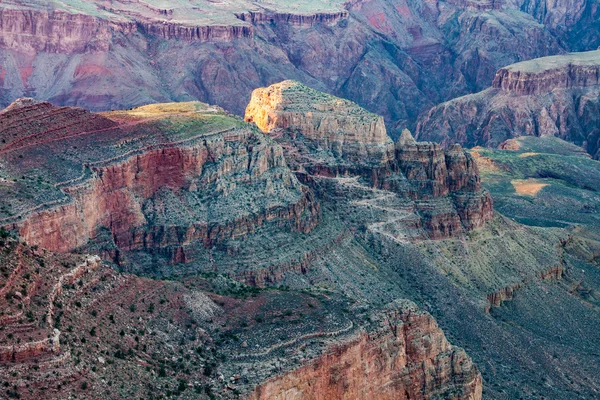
[
  {"xmin": 492, "ymin": 51, "xmax": 600, "ymax": 95},
  {"xmin": 0, "ymin": 99, "xmax": 319, "ymax": 262},
  {"xmin": 1, "ymin": 0, "xmax": 598, "ymax": 132},
  {"xmin": 250, "ymin": 301, "xmax": 483, "ymax": 400},
  {"xmin": 416, "ymin": 50, "xmax": 600, "ymax": 159},
  {"xmin": 0, "ymin": 9, "xmax": 136, "ymax": 53}
]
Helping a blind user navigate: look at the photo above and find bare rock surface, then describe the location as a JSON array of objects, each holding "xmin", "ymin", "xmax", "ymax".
[
  {"xmin": 416, "ymin": 50, "xmax": 600, "ymax": 159},
  {"xmin": 246, "ymin": 81, "xmax": 493, "ymax": 240},
  {"xmin": 0, "ymin": 0, "xmax": 599, "ymax": 135}
]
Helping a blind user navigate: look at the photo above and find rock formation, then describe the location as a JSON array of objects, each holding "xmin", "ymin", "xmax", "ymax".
[
  {"xmin": 0, "ymin": 0, "xmax": 598, "ymax": 135},
  {"xmin": 246, "ymin": 81, "xmax": 494, "ymax": 239},
  {"xmin": 416, "ymin": 50, "xmax": 600, "ymax": 159},
  {"xmin": 0, "ymin": 99, "xmax": 319, "ymax": 270},
  {"xmin": 0, "ymin": 236, "xmax": 484, "ymax": 400},
  {"xmin": 492, "ymin": 50, "xmax": 600, "ymax": 95},
  {"xmin": 245, "ymin": 80, "xmax": 395, "ymax": 168},
  {"xmin": 250, "ymin": 301, "xmax": 482, "ymax": 400}
]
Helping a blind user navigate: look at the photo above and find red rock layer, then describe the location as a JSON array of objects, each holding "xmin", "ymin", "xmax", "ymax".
[
  {"xmin": 0, "ymin": 9, "xmax": 136, "ymax": 54},
  {"xmin": 16, "ymin": 145, "xmax": 319, "ymax": 254},
  {"xmin": 235, "ymin": 11, "xmax": 348, "ymax": 27},
  {"xmin": 250, "ymin": 303, "xmax": 483, "ymax": 400},
  {"xmin": 0, "ymin": 99, "xmax": 320, "ymax": 258},
  {"xmin": 0, "ymin": 98, "xmax": 118, "ymax": 152}
]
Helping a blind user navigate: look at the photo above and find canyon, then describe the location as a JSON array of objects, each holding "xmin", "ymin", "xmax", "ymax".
[
  {"xmin": 416, "ymin": 50, "xmax": 600, "ymax": 159},
  {"xmin": 0, "ymin": 81, "xmax": 600, "ymax": 400},
  {"xmin": 0, "ymin": 0, "xmax": 599, "ymax": 137}
]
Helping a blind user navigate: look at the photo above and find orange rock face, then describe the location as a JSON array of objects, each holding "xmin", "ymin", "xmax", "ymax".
[
  {"xmin": 245, "ymin": 80, "xmax": 395, "ymax": 167},
  {"xmin": 250, "ymin": 302, "xmax": 483, "ymax": 400},
  {"xmin": 245, "ymin": 83, "xmax": 494, "ymax": 239}
]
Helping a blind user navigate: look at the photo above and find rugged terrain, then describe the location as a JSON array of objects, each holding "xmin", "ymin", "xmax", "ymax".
[
  {"xmin": 0, "ymin": 237, "xmax": 482, "ymax": 400},
  {"xmin": 0, "ymin": 94, "xmax": 487, "ymax": 399},
  {"xmin": 1, "ymin": 83, "xmax": 600, "ymax": 400},
  {"xmin": 0, "ymin": 0, "xmax": 599, "ymax": 136},
  {"xmin": 246, "ymin": 81, "xmax": 494, "ymax": 240},
  {"xmin": 0, "ymin": 99, "xmax": 319, "ymax": 275},
  {"xmin": 241, "ymin": 84, "xmax": 600, "ymax": 399},
  {"xmin": 416, "ymin": 50, "xmax": 600, "ymax": 159}
]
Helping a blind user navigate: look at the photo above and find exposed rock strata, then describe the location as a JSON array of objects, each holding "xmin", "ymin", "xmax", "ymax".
[
  {"xmin": 492, "ymin": 50, "xmax": 600, "ymax": 95},
  {"xmin": 416, "ymin": 50, "xmax": 600, "ymax": 159},
  {"xmin": 0, "ymin": 99, "xmax": 319, "ymax": 263},
  {"xmin": 486, "ymin": 265, "xmax": 564, "ymax": 312},
  {"xmin": 0, "ymin": 9, "xmax": 136, "ymax": 53},
  {"xmin": 250, "ymin": 301, "xmax": 483, "ymax": 400},
  {"xmin": 245, "ymin": 80, "xmax": 394, "ymax": 167},
  {"xmin": 235, "ymin": 11, "xmax": 348, "ymax": 27},
  {"xmin": 246, "ymin": 82, "xmax": 493, "ymax": 239}
]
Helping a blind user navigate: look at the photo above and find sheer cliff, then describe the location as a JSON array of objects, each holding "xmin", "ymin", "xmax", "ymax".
[
  {"xmin": 0, "ymin": 0, "xmax": 599, "ymax": 136},
  {"xmin": 416, "ymin": 50, "xmax": 600, "ymax": 159}
]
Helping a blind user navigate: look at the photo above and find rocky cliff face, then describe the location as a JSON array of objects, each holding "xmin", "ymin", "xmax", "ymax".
[
  {"xmin": 245, "ymin": 80, "xmax": 395, "ymax": 167},
  {"xmin": 0, "ymin": 9, "xmax": 136, "ymax": 54},
  {"xmin": 416, "ymin": 50, "xmax": 600, "ymax": 159},
  {"xmin": 246, "ymin": 82, "xmax": 493, "ymax": 239},
  {"xmin": 1, "ymin": 0, "xmax": 598, "ymax": 135},
  {"xmin": 0, "ymin": 99, "xmax": 319, "ymax": 270},
  {"xmin": 492, "ymin": 50, "xmax": 600, "ymax": 95},
  {"xmin": 250, "ymin": 301, "xmax": 482, "ymax": 400}
]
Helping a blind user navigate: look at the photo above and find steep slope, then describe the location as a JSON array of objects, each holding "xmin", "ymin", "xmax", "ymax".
[
  {"xmin": 416, "ymin": 50, "xmax": 600, "ymax": 159},
  {"xmin": 245, "ymin": 81, "xmax": 493, "ymax": 239},
  {"xmin": 0, "ymin": 99, "xmax": 319, "ymax": 274},
  {"xmin": 0, "ymin": 0, "xmax": 599, "ymax": 135},
  {"xmin": 0, "ymin": 237, "xmax": 483, "ymax": 399}
]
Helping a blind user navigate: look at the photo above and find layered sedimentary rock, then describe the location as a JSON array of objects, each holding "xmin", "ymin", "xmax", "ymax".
[
  {"xmin": 1, "ymin": 0, "xmax": 598, "ymax": 134},
  {"xmin": 416, "ymin": 50, "xmax": 600, "ymax": 159},
  {"xmin": 0, "ymin": 236, "xmax": 484, "ymax": 400},
  {"xmin": 492, "ymin": 50, "xmax": 600, "ymax": 95},
  {"xmin": 246, "ymin": 82, "xmax": 493, "ymax": 239},
  {"xmin": 0, "ymin": 8, "xmax": 136, "ymax": 53},
  {"xmin": 245, "ymin": 80, "xmax": 394, "ymax": 168},
  {"xmin": 0, "ymin": 99, "xmax": 319, "ymax": 266},
  {"xmin": 234, "ymin": 11, "xmax": 348, "ymax": 27},
  {"xmin": 251, "ymin": 301, "xmax": 482, "ymax": 400}
]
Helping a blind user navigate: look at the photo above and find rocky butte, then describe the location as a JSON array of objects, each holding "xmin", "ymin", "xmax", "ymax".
[
  {"xmin": 245, "ymin": 80, "xmax": 494, "ymax": 239},
  {"xmin": 416, "ymin": 50, "xmax": 600, "ymax": 159}
]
